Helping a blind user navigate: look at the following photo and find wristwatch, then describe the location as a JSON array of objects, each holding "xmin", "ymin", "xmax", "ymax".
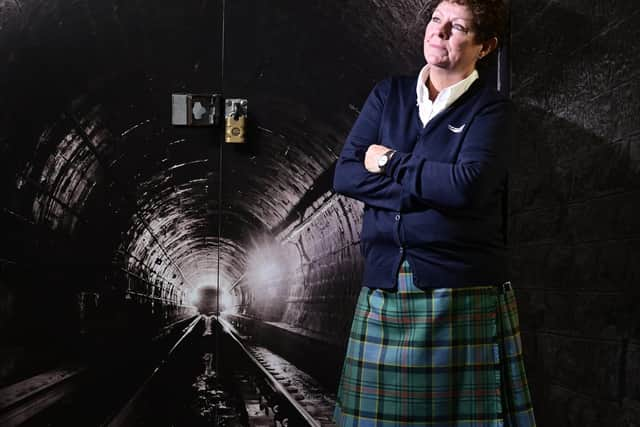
[{"xmin": 377, "ymin": 149, "xmax": 396, "ymax": 172}]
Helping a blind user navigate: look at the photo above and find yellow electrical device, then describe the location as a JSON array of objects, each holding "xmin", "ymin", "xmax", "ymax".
[
  {"xmin": 225, "ymin": 115, "xmax": 245, "ymax": 143},
  {"xmin": 225, "ymin": 99, "xmax": 247, "ymax": 144}
]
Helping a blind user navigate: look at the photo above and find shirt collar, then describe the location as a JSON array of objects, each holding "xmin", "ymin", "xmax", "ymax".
[{"xmin": 416, "ymin": 65, "xmax": 479, "ymax": 110}]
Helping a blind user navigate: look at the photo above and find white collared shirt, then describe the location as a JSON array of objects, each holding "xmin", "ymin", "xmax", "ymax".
[{"xmin": 416, "ymin": 65, "xmax": 479, "ymax": 127}]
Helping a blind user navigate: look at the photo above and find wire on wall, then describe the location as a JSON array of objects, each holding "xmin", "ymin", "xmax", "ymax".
[{"xmin": 214, "ymin": 1, "xmax": 226, "ymax": 426}]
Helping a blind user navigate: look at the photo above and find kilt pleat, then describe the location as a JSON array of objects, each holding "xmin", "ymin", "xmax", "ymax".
[{"xmin": 334, "ymin": 261, "xmax": 536, "ymax": 427}]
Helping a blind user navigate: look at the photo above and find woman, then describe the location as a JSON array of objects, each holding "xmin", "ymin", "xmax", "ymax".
[{"xmin": 332, "ymin": 0, "xmax": 536, "ymax": 425}]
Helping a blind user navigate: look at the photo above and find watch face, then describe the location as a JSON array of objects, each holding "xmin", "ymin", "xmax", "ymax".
[{"xmin": 377, "ymin": 155, "xmax": 388, "ymax": 168}]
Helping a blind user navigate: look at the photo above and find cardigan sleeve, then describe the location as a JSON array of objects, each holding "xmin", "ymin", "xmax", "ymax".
[
  {"xmin": 384, "ymin": 99, "xmax": 511, "ymax": 210},
  {"xmin": 333, "ymin": 79, "xmax": 414, "ymax": 211}
]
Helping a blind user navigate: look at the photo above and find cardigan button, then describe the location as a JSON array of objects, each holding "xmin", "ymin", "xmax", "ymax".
[{"xmin": 395, "ymin": 214, "xmax": 400, "ymax": 221}]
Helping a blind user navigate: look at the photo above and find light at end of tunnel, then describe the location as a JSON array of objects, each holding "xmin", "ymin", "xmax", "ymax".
[
  {"xmin": 188, "ymin": 283, "xmax": 238, "ymax": 315},
  {"xmin": 187, "ymin": 272, "xmax": 231, "ymax": 307}
]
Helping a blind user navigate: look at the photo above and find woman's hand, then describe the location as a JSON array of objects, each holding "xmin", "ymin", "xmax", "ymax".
[{"xmin": 365, "ymin": 144, "xmax": 392, "ymax": 173}]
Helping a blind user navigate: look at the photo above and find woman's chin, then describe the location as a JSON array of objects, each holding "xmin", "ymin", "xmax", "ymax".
[{"xmin": 426, "ymin": 59, "xmax": 450, "ymax": 69}]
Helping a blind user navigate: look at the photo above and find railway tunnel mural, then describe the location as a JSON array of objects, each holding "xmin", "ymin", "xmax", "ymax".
[
  {"xmin": 2, "ymin": 0, "xmax": 640, "ymax": 426},
  {"xmin": 0, "ymin": 1, "xmax": 444, "ymax": 424}
]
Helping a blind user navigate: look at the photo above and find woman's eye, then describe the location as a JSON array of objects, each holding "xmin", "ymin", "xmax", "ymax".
[
  {"xmin": 453, "ymin": 24, "xmax": 468, "ymax": 33},
  {"xmin": 431, "ymin": 16, "xmax": 441, "ymax": 23}
]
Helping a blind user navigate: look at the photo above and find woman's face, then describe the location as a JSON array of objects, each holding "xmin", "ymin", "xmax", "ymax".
[{"xmin": 424, "ymin": 1, "xmax": 487, "ymax": 77}]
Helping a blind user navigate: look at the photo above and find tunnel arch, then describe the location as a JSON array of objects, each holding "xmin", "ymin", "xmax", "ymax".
[
  {"xmin": 1, "ymin": 0, "xmax": 427, "ymax": 298},
  {"xmin": 0, "ymin": 0, "xmax": 435, "ymax": 394}
]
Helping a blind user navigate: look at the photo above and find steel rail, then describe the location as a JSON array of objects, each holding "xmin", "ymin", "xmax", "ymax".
[{"xmin": 216, "ymin": 315, "xmax": 322, "ymax": 427}]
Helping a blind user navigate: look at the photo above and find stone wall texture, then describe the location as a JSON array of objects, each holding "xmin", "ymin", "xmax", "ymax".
[{"xmin": 510, "ymin": 1, "xmax": 640, "ymax": 425}]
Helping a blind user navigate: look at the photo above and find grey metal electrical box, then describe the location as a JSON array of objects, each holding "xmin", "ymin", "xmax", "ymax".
[{"xmin": 171, "ymin": 94, "xmax": 222, "ymax": 126}]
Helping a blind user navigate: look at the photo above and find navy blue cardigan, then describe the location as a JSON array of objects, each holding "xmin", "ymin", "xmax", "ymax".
[{"xmin": 333, "ymin": 75, "xmax": 512, "ymax": 289}]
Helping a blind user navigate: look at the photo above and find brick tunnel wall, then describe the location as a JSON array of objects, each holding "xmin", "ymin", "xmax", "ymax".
[
  {"xmin": 278, "ymin": 193, "xmax": 364, "ymax": 345},
  {"xmin": 510, "ymin": 1, "xmax": 640, "ymax": 425}
]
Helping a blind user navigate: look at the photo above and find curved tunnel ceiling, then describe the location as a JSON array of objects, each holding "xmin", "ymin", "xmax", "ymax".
[{"xmin": 0, "ymin": 0, "xmax": 428, "ymax": 295}]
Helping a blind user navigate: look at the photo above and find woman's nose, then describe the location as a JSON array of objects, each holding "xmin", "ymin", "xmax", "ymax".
[{"xmin": 436, "ymin": 22, "xmax": 451, "ymax": 39}]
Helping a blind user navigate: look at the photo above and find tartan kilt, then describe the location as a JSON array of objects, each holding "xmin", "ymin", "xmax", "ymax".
[{"xmin": 334, "ymin": 261, "xmax": 536, "ymax": 427}]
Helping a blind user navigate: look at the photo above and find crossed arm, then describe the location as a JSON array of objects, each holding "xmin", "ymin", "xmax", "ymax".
[{"xmin": 333, "ymin": 80, "xmax": 511, "ymax": 211}]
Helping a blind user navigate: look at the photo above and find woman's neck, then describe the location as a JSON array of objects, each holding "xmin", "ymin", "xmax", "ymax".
[{"xmin": 427, "ymin": 67, "xmax": 474, "ymax": 100}]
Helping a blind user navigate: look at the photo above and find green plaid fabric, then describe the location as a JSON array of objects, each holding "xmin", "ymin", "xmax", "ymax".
[{"xmin": 334, "ymin": 261, "xmax": 536, "ymax": 426}]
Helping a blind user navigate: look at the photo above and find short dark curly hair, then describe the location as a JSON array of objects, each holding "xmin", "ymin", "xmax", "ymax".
[{"xmin": 426, "ymin": 0, "xmax": 508, "ymax": 45}]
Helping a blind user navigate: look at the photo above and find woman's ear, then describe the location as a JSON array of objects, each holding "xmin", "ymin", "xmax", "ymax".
[{"xmin": 479, "ymin": 36, "xmax": 498, "ymax": 59}]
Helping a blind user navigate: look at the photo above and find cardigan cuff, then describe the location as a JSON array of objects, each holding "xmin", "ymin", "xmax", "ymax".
[{"xmin": 383, "ymin": 150, "xmax": 406, "ymax": 180}]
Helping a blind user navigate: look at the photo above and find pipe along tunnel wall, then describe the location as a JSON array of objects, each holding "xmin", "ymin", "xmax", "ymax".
[{"xmin": 1, "ymin": 0, "xmax": 640, "ymax": 426}]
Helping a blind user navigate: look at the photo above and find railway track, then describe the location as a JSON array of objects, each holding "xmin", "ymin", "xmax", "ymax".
[
  {"xmin": 0, "ymin": 315, "xmax": 336, "ymax": 426},
  {"xmin": 108, "ymin": 314, "xmax": 336, "ymax": 426}
]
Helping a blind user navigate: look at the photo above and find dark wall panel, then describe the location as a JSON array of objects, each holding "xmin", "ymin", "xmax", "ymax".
[{"xmin": 510, "ymin": 1, "xmax": 640, "ymax": 425}]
